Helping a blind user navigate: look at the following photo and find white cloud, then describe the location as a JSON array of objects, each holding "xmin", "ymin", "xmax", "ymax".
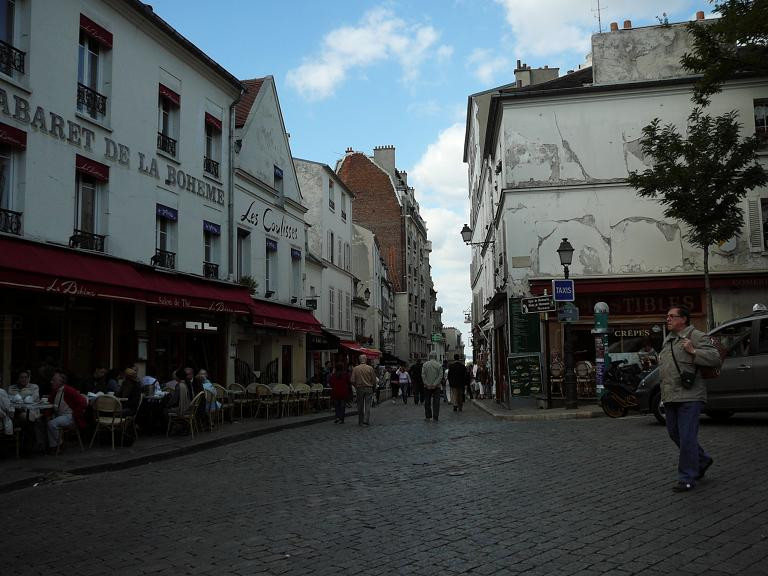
[
  {"xmin": 494, "ymin": 0, "xmax": 700, "ymax": 60},
  {"xmin": 410, "ymin": 123, "xmax": 472, "ymax": 345},
  {"xmin": 286, "ymin": 7, "xmax": 444, "ymax": 101},
  {"xmin": 466, "ymin": 48, "xmax": 510, "ymax": 84}
]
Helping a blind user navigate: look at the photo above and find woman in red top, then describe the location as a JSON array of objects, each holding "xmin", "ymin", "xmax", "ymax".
[{"xmin": 329, "ymin": 362, "xmax": 350, "ymax": 424}]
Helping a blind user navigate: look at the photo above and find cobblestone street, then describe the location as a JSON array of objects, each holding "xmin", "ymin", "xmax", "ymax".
[{"xmin": 4, "ymin": 401, "xmax": 768, "ymax": 576}]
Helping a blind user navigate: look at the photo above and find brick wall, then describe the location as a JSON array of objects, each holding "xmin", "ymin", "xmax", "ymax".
[{"xmin": 337, "ymin": 152, "xmax": 405, "ymax": 292}]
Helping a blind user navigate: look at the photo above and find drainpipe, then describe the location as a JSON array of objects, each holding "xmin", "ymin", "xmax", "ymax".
[{"xmin": 228, "ymin": 88, "xmax": 245, "ymax": 280}]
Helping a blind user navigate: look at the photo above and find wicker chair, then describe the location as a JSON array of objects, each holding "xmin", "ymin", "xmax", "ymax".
[
  {"xmin": 254, "ymin": 384, "xmax": 278, "ymax": 420},
  {"xmin": 90, "ymin": 395, "xmax": 126, "ymax": 450},
  {"xmin": 166, "ymin": 391, "xmax": 205, "ymax": 438}
]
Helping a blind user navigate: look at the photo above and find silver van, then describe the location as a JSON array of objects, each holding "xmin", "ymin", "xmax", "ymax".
[{"xmin": 635, "ymin": 306, "xmax": 768, "ymax": 424}]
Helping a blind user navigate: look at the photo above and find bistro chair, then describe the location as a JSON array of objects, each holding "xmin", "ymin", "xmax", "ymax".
[
  {"xmin": 292, "ymin": 383, "xmax": 312, "ymax": 416},
  {"xmin": 310, "ymin": 382, "xmax": 330, "ymax": 412},
  {"xmin": 228, "ymin": 383, "xmax": 250, "ymax": 420},
  {"xmin": 124, "ymin": 393, "xmax": 143, "ymax": 440},
  {"xmin": 89, "ymin": 395, "xmax": 126, "ymax": 451},
  {"xmin": 271, "ymin": 383, "xmax": 292, "ymax": 418},
  {"xmin": 214, "ymin": 384, "xmax": 233, "ymax": 423},
  {"xmin": 253, "ymin": 384, "xmax": 278, "ymax": 420},
  {"xmin": 167, "ymin": 391, "xmax": 205, "ymax": 438}
]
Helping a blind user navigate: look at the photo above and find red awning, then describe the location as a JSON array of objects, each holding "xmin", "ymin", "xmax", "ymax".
[
  {"xmin": 0, "ymin": 122, "xmax": 26, "ymax": 149},
  {"xmin": 80, "ymin": 14, "xmax": 113, "ymax": 49},
  {"xmin": 76, "ymin": 154, "xmax": 109, "ymax": 182},
  {"xmin": 339, "ymin": 340, "xmax": 382, "ymax": 358},
  {"xmin": 249, "ymin": 300, "xmax": 322, "ymax": 333},
  {"xmin": 159, "ymin": 83, "xmax": 181, "ymax": 107},
  {"xmin": 0, "ymin": 237, "xmax": 254, "ymax": 314}
]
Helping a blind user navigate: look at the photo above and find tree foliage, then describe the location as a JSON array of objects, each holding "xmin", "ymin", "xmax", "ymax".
[
  {"xmin": 628, "ymin": 108, "xmax": 767, "ymax": 327},
  {"xmin": 682, "ymin": 0, "xmax": 768, "ymax": 105}
]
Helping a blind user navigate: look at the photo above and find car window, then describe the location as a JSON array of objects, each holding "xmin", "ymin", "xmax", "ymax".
[
  {"xmin": 712, "ymin": 321, "xmax": 752, "ymax": 358},
  {"xmin": 759, "ymin": 319, "xmax": 768, "ymax": 354}
]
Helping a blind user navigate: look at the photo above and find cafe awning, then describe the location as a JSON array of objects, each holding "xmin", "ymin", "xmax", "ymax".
[
  {"xmin": 339, "ymin": 340, "xmax": 381, "ymax": 358},
  {"xmin": 0, "ymin": 236, "xmax": 254, "ymax": 314},
  {"xmin": 249, "ymin": 300, "xmax": 322, "ymax": 333}
]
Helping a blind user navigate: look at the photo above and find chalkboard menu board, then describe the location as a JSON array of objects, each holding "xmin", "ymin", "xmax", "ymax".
[
  {"xmin": 507, "ymin": 353, "xmax": 543, "ymax": 397},
  {"xmin": 509, "ymin": 298, "xmax": 541, "ymax": 353}
]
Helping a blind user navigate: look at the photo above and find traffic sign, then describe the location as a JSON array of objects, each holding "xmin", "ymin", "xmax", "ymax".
[
  {"xmin": 521, "ymin": 295, "xmax": 555, "ymax": 314},
  {"xmin": 552, "ymin": 279, "xmax": 575, "ymax": 301}
]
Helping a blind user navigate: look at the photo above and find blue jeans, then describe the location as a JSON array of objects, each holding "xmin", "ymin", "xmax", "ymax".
[{"xmin": 665, "ymin": 401, "xmax": 711, "ymax": 484}]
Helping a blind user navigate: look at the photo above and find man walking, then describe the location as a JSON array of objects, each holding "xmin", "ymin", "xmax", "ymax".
[
  {"xmin": 409, "ymin": 358, "xmax": 424, "ymax": 406},
  {"xmin": 659, "ymin": 306, "xmax": 720, "ymax": 492},
  {"xmin": 448, "ymin": 354, "xmax": 468, "ymax": 412},
  {"xmin": 350, "ymin": 354, "xmax": 376, "ymax": 426},
  {"xmin": 422, "ymin": 353, "xmax": 443, "ymax": 421}
]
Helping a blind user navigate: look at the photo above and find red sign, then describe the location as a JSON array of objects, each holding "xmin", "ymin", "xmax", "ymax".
[{"xmin": 76, "ymin": 154, "xmax": 109, "ymax": 182}]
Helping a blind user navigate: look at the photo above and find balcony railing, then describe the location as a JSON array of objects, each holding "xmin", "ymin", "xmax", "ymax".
[
  {"xmin": 203, "ymin": 157, "xmax": 220, "ymax": 178},
  {"xmin": 77, "ymin": 83, "xmax": 107, "ymax": 118},
  {"xmin": 157, "ymin": 132, "xmax": 177, "ymax": 157},
  {"xmin": 69, "ymin": 229, "xmax": 106, "ymax": 252},
  {"xmin": 341, "ymin": 209, "xmax": 347, "ymax": 220},
  {"xmin": 329, "ymin": 199, "xmax": 335, "ymax": 210},
  {"xmin": 151, "ymin": 248, "xmax": 176, "ymax": 269},
  {"xmin": 203, "ymin": 261, "xmax": 219, "ymax": 279},
  {"xmin": 0, "ymin": 39, "xmax": 25, "ymax": 76},
  {"xmin": 0, "ymin": 208, "xmax": 22, "ymax": 235}
]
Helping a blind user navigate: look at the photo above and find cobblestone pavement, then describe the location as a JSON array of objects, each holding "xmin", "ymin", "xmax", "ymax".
[{"xmin": 4, "ymin": 401, "xmax": 768, "ymax": 576}]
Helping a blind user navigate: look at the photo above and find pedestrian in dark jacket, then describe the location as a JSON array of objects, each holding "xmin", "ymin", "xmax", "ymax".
[
  {"xmin": 329, "ymin": 363, "xmax": 350, "ymax": 424},
  {"xmin": 409, "ymin": 359, "xmax": 424, "ymax": 406},
  {"xmin": 448, "ymin": 354, "xmax": 468, "ymax": 412}
]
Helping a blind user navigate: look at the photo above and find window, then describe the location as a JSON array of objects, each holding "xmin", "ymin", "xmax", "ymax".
[
  {"xmin": 0, "ymin": 142, "xmax": 20, "ymax": 234},
  {"xmin": 337, "ymin": 288, "xmax": 343, "ymax": 329},
  {"xmin": 204, "ymin": 114, "xmax": 221, "ymax": 178},
  {"xmin": 344, "ymin": 242, "xmax": 350, "ymax": 270},
  {"xmin": 328, "ymin": 179, "xmax": 335, "ymax": 210},
  {"xmin": 154, "ymin": 204, "xmax": 177, "ymax": 269},
  {"xmin": 755, "ymin": 100, "xmax": 768, "ymax": 149},
  {"xmin": 746, "ymin": 196, "xmax": 768, "ymax": 252},
  {"xmin": 237, "ymin": 228, "xmax": 250, "ymax": 279},
  {"xmin": 327, "ymin": 230, "xmax": 335, "ymax": 263},
  {"xmin": 329, "ymin": 287, "xmax": 335, "ymax": 329},
  {"xmin": 158, "ymin": 84, "xmax": 180, "ymax": 157},
  {"xmin": 77, "ymin": 15, "xmax": 111, "ymax": 121},
  {"xmin": 341, "ymin": 194, "xmax": 347, "ymax": 220},
  {"xmin": 291, "ymin": 248, "xmax": 301, "ymax": 301},
  {"xmin": 337, "ymin": 238, "xmax": 342, "ymax": 267},
  {"xmin": 266, "ymin": 238, "xmax": 278, "ymax": 294},
  {"xmin": 0, "ymin": 0, "xmax": 24, "ymax": 78},
  {"xmin": 76, "ymin": 173, "xmax": 97, "ymax": 234},
  {"xmin": 714, "ymin": 321, "xmax": 753, "ymax": 358},
  {"xmin": 274, "ymin": 166, "xmax": 283, "ymax": 196},
  {"xmin": 345, "ymin": 292, "xmax": 351, "ymax": 332},
  {"xmin": 203, "ymin": 221, "xmax": 220, "ymax": 278}
]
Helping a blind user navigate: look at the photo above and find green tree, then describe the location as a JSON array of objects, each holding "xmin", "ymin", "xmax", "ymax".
[
  {"xmin": 683, "ymin": 0, "xmax": 768, "ymax": 106},
  {"xmin": 628, "ymin": 108, "xmax": 767, "ymax": 329}
]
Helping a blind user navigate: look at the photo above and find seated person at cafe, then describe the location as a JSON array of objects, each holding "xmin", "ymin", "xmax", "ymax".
[
  {"xmin": 164, "ymin": 368, "xmax": 191, "ymax": 417},
  {"xmin": 8, "ymin": 370, "xmax": 45, "ymax": 450},
  {"xmin": 141, "ymin": 375, "xmax": 161, "ymax": 397},
  {"xmin": 196, "ymin": 369, "xmax": 220, "ymax": 414},
  {"xmin": 119, "ymin": 367, "xmax": 142, "ymax": 416},
  {"xmin": 0, "ymin": 387, "xmax": 12, "ymax": 436},
  {"xmin": 47, "ymin": 371, "xmax": 87, "ymax": 451},
  {"xmin": 81, "ymin": 366, "xmax": 107, "ymax": 393}
]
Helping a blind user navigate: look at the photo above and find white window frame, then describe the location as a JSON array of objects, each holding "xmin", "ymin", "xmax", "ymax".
[
  {"xmin": 75, "ymin": 172, "xmax": 99, "ymax": 234},
  {"xmin": 337, "ymin": 288, "xmax": 343, "ymax": 329},
  {"xmin": 328, "ymin": 179, "xmax": 335, "ymax": 211},
  {"xmin": 158, "ymin": 93, "xmax": 179, "ymax": 157},
  {"xmin": 345, "ymin": 292, "xmax": 351, "ymax": 332},
  {"xmin": 237, "ymin": 228, "xmax": 251, "ymax": 279},
  {"xmin": 266, "ymin": 242, "xmax": 278, "ymax": 293},
  {"xmin": 204, "ymin": 122, "xmax": 221, "ymax": 176},
  {"xmin": 155, "ymin": 216, "xmax": 175, "ymax": 253},
  {"xmin": 203, "ymin": 229, "xmax": 219, "ymax": 264},
  {"xmin": 746, "ymin": 195, "xmax": 768, "ymax": 253},
  {"xmin": 0, "ymin": 144, "xmax": 14, "ymax": 211},
  {"xmin": 329, "ymin": 287, "xmax": 335, "ymax": 329}
]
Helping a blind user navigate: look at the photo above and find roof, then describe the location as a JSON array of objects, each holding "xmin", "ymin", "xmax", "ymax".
[
  {"xmin": 500, "ymin": 66, "xmax": 593, "ymax": 93},
  {"xmin": 235, "ymin": 78, "xmax": 265, "ymax": 128},
  {"xmin": 126, "ymin": 2, "xmax": 242, "ymax": 92}
]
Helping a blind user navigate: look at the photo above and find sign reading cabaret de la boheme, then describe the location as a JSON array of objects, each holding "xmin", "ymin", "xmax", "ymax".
[{"xmin": 0, "ymin": 88, "xmax": 225, "ymax": 206}]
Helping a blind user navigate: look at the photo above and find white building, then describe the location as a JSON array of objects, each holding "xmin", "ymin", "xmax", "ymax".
[
  {"xmin": 230, "ymin": 78, "xmax": 320, "ymax": 386},
  {"xmin": 464, "ymin": 14, "xmax": 768, "ymax": 403},
  {"xmin": 0, "ymin": 0, "xmax": 250, "ymax": 386}
]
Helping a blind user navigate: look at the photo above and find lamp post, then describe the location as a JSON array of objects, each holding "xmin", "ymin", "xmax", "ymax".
[{"xmin": 557, "ymin": 238, "xmax": 577, "ymax": 409}]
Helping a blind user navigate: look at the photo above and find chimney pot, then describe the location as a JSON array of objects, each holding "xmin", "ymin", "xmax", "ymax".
[
  {"xmin": 610, "ymin": 22, "xmax": 619, "ymax": 31},
  {"xmin": 345, "ymin": 147, "xmax": 353, "ymax": 153},
  {"xmin": 516, "ymin": 59, "xmax": 521, "ymax": 68},
  {"xmin": 623, "ymin": 20, "xmax": 632, "ymax": 29},
  {"xmin": 696, "ymin": 10, "xmax": 705, "ymax": 20}
]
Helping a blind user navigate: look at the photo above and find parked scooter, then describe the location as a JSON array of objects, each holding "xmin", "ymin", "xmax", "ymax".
[{"xmin": 600, "ymin": 360, "xmax": 653, "ymax": 418}]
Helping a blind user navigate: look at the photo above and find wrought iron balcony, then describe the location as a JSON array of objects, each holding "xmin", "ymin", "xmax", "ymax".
[
  {"xmin": 203, "ymin": 261, "xmax": 219, "ymax": 279},
  {"xmin": 0, "ymin": 208, "xmax": 22, "ymax": 235},
  {"xmin": 157, "ymin": 132, "xmax": 177, "ymax": 156},
  {"xmin": 77, "ymin": 83, "xmax": 107, "ymax": 118},
  {"xmin": 151, "ymin": 248, "xmax": 176, "ymax": 269},
  {"xmin": 69, "ymin": 229, "xmax": 106, "ymax": 252},
  {"xmin": 341, "ymin": 209, "xmax": 347, "ymax": 220},
  {"xmin": 0, "ymin": 39, "xmax": 25, "ymax": 76},
  {"xmin": 203, "ymin": 157, "xmax": 220, "ymax": 178}
]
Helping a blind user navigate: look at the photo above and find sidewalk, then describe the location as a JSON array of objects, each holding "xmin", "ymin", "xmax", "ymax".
[{"xmin": 472, "ymin": 398, "xmax": 605, "ymax": 421}]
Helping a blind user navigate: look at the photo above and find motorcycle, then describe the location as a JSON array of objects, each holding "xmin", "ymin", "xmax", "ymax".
[{"xmin": 599, "ymin": 360, "xmax": 653, "ymax": 418}]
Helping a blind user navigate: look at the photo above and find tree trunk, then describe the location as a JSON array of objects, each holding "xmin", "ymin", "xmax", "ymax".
[{"xmin": 704, "ymin": 246, "xmax": 713, "ymax": 331}]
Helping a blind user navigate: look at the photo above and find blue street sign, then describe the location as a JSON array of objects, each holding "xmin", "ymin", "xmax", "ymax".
[{"xmin": 552, "ymin": 279, "xmax": 575, "ymax": 301}]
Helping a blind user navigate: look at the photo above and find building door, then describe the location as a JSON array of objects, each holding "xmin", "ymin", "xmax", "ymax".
[{"xmin": 282, "ymin": 345, "xmax": 292, "ymax": 384}]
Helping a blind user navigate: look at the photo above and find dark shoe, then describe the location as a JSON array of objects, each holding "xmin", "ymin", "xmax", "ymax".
[
  {"xmin": 453, "ymin": 406, "xmax": 458, "ymax": 412},
  {"xmin": 425, "ymin": 417, "xmax": 432, "ymax": 421},
  {"xmin": 333, "ymin": 418, "xmax": 339, "ymax": 424},
  {"xmin": 697, "ymin": 458, "xmax": 714, "ymax": 480},
  {"xmin": 672, "ymin": 482, "xmax": 694, "ymax": 492}
]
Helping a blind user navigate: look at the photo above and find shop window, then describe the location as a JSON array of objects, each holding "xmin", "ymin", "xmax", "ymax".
[
  {"xmin": 203, "ymin": 221, "xmax": 220, "ymax": 279},
  {"xmin": 236, "ymin": 228, "xmax": 250, "ymax": 279},
  {"xmin": 265, "ymin": 238, "xmax": 278, "ymax": 295},
  {"xmin": 77, "ymin": 14, "xmax": 112, "ymax": 122},
  {"xmin": 746, "ymin": 196, "xmax": 768, "ymax": 253},
  {"xmin": 328, "ymin": 179, "xmax": 335, "ymax": 210},
  {"xmin": 153, "ymin": 204, "xmax": 177, "ymax": 269},
  {"xmin": 204, "ymin": 114, "xmax": 221, "ymax": 178},
  {"xmin": 755, "ymin": 99, "xmax": 768, "ymax": 150},
  {"xmin": 158, "ymin": 84, "xmax": 180, "ymax": 158}
]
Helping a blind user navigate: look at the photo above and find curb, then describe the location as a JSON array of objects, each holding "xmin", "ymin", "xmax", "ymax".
[{"xmin": 472, "ymin": 399, "xmax": 604, "ymax": 421}]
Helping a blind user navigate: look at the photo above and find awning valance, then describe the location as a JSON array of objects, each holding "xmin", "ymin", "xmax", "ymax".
[
  {"xmin": 339, "ymin": 340, "xmax": 381, "ymax": 358},
  {"xmin": 249, "ymin": 300, "xmax": 322, "ymax": 333}
]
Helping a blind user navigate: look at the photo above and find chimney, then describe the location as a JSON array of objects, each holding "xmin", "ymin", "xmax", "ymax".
[
  {"xmin": 345, "ymin": 147, "xmax": 353, "ymax": 153},
  {"xmin": 696, "ymin": 10, "xmax": 705, "ymax": 20},
  {"xmin": 623, "ymin": 20, "xmax": 632, "ymax": 29},
  {"xmin": 373, "ymin": 145, "xmax": 396, "ymax": 178},
  {"xmin": 610, "ymin": 22, "xmax": 619, "ymax": 31}
]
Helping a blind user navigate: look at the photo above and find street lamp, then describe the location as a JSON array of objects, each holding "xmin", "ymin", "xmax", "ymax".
[
  {"xmin": 557, "ymin": 238, "xmax": 577, "ymax": 409},
  {"xmin": 460, "ymin": 224, "xmax": 495, "ymax": 247}
]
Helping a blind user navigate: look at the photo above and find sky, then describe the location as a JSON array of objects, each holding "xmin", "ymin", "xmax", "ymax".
[{"xmin": 148, "ymin": 0, "xmax": 708, "ymax": 353}]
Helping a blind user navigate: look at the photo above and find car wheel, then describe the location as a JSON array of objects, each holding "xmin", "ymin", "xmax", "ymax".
[
  {"xmin": 600, "ymin": 394, "xmax": 627, "ymax": 418},
  {"xmin": 651, "ymin": 391, "xmax": 666, "ymax": 425},
  {"xmin": 704, "ymin": 410, "xmax": 735, "ymax": 420}
]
